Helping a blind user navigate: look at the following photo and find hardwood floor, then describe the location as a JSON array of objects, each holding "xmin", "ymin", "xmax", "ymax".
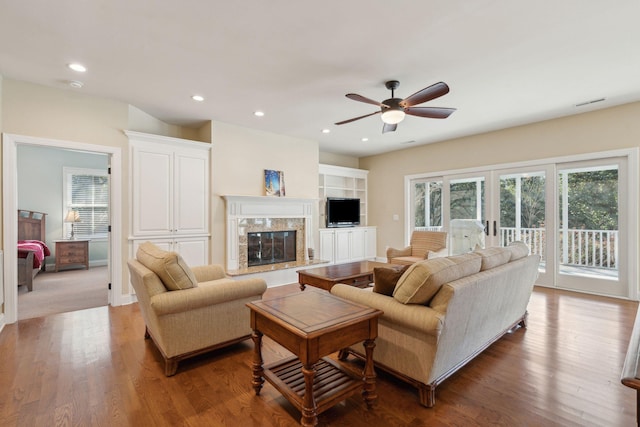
[{"xmin": 0, "ymin": 284, "xmax": 637, "ymax": 426}]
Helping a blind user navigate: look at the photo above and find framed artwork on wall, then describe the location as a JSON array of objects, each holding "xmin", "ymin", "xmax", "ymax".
[{"xmin": 264, "ymin": 169, "xmax": 285, "ymax": 197}]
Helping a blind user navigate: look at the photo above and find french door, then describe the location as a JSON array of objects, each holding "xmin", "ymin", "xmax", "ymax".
[
  {"xmin": 555, "ymin": 158, "xmax": 626, "ymax": 297},
  {"xmin": 408, "ymin": 154, "xmax": 631, "ymax": 297}
]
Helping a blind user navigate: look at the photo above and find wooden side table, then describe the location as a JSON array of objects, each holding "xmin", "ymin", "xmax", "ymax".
[
  {"xmin": 247, "ymin": 289, "xmax": 382, "ymax": 426},
  {"xmin": 55, "ymin": 239, "xmax": 90, "ymax": 272}
]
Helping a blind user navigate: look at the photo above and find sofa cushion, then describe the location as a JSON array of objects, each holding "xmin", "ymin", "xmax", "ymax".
[
  {"xmin": 136, "ymin": 242, "xmax": 198, "ymax": 291},
  {"xmin": 474, "ymin": 247, "xmax": 511, "ymax": 271},
  {"xmin": 373, "ymin": 265, "xmax": 409, "ymax": 296},
  {"xmin": 507, "ymin": 241, "xmax": 529, "ymax": 261},
  {"xmin": 393, "ymin": 253, "xmax": 481, "ymax": 305}
]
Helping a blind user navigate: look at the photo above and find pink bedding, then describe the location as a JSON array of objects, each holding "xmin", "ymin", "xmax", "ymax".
[{"xmin": 18, "ymin": 240, "xmax": 50, "ymax": 269}]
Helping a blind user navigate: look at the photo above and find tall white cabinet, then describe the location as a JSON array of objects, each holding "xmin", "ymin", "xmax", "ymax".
[
  {"xmin": 318, "ymin": 164, "xmax": 377, "ymax": 264},
  {"xmin": 127, "ymin": 131, "xmax": 211, "ymax": 267}
]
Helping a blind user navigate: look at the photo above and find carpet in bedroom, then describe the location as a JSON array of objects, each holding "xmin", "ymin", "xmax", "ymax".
[{"xmin": 17, "ymin": 266, "xmax": 109, "ymax": 320}]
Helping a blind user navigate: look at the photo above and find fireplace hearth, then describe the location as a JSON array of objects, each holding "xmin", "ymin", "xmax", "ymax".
[{"xmin": 248, "ymin": 231, "xmax": 296, "ymax": 267}]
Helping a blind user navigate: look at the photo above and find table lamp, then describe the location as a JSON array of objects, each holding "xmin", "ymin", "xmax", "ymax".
[{"xmin": 64, "ymin": 210, "xmax": 81, "ymax": 239}]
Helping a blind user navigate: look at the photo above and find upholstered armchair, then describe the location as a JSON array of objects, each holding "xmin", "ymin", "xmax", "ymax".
[
  {"xmin": 127, "ymin": 242, "xmax": 267, "ymax": 376},
  {"xmin": 387, "ymin": 230, "xmax": 448, "ymax": 265}
]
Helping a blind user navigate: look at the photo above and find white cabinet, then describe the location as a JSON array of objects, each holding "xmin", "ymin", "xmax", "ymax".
[
  {"xmin": 129, "ymin": 134, "xmax": 210, "ymax": 237},
  {"xmin": 127, "ymin": 131, "xmax": 211, "ymax": 265},
  {"xmin": 319, "ymin": 164, "xmax": 368, "ymax": 227},
  {"xmin": 319, "ymin": 226, "xmax": 376, "ymax": 264},
  {"xmin": 131, "ymin": 237, "xmax": 209, "ymax": 268}
]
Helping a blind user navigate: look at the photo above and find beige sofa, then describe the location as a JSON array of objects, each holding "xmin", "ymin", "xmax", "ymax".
[
  {"xmin": 332, "ymin": 242, "xmax": 539, "ymax": 407},
  {"xmin": 127, "ymin": 242, "xmax": 267, "ymax": 376}
]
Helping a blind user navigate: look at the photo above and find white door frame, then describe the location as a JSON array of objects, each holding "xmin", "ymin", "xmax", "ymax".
[
  {"xmin": 404, "ymin": 148, "xmax": 639, "ymax": 300},
  {"xmin": 2, "ymin": 133, "xmax": 123, "ymax": 324}
]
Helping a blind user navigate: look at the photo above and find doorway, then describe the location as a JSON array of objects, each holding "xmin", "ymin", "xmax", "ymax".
[
  {"xmin": 2, "ymin": 133, "xmax": 123, "ymax": 325},
  {"xmin": 16, "ymin": 145, "xmax": 110, "ymax": 319}
]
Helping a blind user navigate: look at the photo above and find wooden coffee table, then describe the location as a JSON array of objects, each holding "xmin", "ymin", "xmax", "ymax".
[
  {"xmin": 247, "ymin": 289, "xmax": 382, "ymax": 426},
  {"xmin": 297, "ymin": 260, "xmax": 403, "ymax": 291}
]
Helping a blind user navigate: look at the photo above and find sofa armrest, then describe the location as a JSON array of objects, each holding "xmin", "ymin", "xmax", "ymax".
[
  {"xmin": 331, "ymin": 284, "xmax": 444, "ymax": 337},
  {"xmin": 191, "ymin": 264, "xmax": 228, "ymax": 282},
  {"xmin": 150, "ymin": 277, "xmax": 267, "ymax": 316},
  {"xmin": 386, "ymin": 246, "xmax": 411, "ymax": 261}
]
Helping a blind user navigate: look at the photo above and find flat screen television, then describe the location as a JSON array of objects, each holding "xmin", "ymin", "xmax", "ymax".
[{"xmin": 326, "ymin": 197, "xmax": 360, "ymax": 228}]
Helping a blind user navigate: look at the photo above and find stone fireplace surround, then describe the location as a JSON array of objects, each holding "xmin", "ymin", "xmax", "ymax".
[{"xmin": 222, "ymin": 195, "xmax": 316, "ymax": 274}]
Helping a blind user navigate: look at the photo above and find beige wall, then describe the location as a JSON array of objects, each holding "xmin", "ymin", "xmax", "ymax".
[
  {"xmin": 360, "ymin": 101, "xmax": 640, "ymax": 258},
  {"xmin": 319, "ymin": 151, "xmax": 359, "ymax": 169},
  {"xmin": 210, "ymin": 121, "xmax": 319, "ymax": 265},
  {"xmin": 128, "ymin": 105, "xmax": 209, "ymax": 142}
]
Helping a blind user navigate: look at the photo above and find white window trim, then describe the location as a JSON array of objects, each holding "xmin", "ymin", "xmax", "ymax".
[{"xmin": 63, "ymin": 166, "xmax": 109, "ymax": 239}]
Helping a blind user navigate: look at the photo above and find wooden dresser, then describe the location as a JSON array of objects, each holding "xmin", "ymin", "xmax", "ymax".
[{"xmin": 55, "ymin": 239, "xmax": 90, "ymax": 272}]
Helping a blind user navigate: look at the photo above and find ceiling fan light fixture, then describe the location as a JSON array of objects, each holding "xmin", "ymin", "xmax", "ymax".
[{"xmin": 381, "ymin": 108, "xmax": 405, "ymax": 125}]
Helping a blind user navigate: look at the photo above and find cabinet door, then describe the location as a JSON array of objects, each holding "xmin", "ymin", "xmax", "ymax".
[
  {"xmin": 174, "ymin": 149, "xmax": 209, "ymax": 234},
  {"xmin": 132, "ymin": 145, "xmax": 173, "ymax": 236},
  {"xmin": 350, "ymin": 228, "xmax": 366, "ymax": 260},
  {"xmin": 334, "ymin": 229, "xmax": 352, "ymax": 263},
  {"xmin": 364, "ymin": 227, "xmax": 377, "ymax": 260},
  {"xmin": 319, "ymin": 230, "xmax": 335, "ymax": 263},
  {"xmin": 174, "ymin": 238, "xmax": 209, "ymax": 266}
]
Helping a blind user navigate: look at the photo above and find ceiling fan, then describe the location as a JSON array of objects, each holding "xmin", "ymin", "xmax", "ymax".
[{"xmin": 335, "ymin": 80, "xmax": 456, "ymax": 133}]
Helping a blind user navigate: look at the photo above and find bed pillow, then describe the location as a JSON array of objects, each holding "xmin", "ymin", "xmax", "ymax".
[
  {"xmin": 136, "ymin": 242, "xmax": 198, "ymax": 291},
  {"xmin": 373, "ymin": 265, "xmax": 409, "ymax": 296}
]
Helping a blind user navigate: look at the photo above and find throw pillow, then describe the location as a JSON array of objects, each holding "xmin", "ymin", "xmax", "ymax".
[
  {"xmin": 373, "ymin": 265, "xmax": 409, "ymax": 296},
  {"xmin": 474, "ymin": 247, "xmax": 511, "ymax": 271},
  {"xmin": 393, "ymin": 253, "xmax": 481, "ymax": 305},
  {"xmin": 507, "ymin": 241, "xmax": 530, "ymax": 261},
  {"xmin": 136, "ymin": 242, "xmax": 198, "ymax": 291}
]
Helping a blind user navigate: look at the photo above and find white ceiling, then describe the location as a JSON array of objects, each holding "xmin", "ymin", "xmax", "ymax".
[{"xmin": 1, "ymin": 1, "xmax": 640, "ymax": 157}]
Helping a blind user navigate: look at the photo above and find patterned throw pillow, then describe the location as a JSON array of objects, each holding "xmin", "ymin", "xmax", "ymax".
[{"xmin": 393, "ymin": 253, "xmax": 481, "ymax": 304}]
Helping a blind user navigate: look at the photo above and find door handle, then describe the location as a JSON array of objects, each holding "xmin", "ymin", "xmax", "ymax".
[
  {"xmin": 493, "ymin": 220, "xmax": 497, "ymax": 237},
  {"xmin": 485, "ymin": 220, "xmax": 489, "ymax": 236}
]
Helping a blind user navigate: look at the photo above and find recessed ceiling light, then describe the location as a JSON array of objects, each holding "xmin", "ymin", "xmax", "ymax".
[
  {"xmin": 322, "ymin": 129, "xmax": 330, "ymax": 134},
  {"xmin": 192, "ymin": 95, "xmax": 204, "ymax": 102},
  {"xmin": 68, "ymin": 63, "xmax": 87, "ymax": 73},
  {"xmin": 361, "ymin": 137, "xmax": 369, "ymax": 142},
  {"xmin": 69, "ymin": 80, "xmax": 84, "ymax": 89},
  {"xmin": 254, "ymin": 111, "xmax": 265, "ymax": 117}
]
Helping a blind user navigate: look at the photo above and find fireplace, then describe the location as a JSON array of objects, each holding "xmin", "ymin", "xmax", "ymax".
[
  {"xmin": 248, "ymin": 230, "xmax": 297, "ymax": 267},
  {"xmin": 223, "ymin": 195, "xmax": 315, "ymax": 273}
]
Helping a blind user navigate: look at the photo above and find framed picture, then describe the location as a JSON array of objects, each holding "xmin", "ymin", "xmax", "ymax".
[{"xmin": 264, "ymin": 169, "xmax": 285, "ymax": 197}]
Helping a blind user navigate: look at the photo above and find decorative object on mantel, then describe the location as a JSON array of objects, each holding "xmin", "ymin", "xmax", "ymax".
[
  {"xmin": 64, "ymin": 209, "xmax": 81, "ymax": 239},
  {"xmin": 264, "ymin": 169, "xmax": 285, "ymax": 197}
]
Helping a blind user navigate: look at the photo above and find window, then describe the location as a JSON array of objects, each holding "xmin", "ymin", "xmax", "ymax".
[{"xmin": 63, "ymin": 167, "xmax": 109, "ymax": 239}]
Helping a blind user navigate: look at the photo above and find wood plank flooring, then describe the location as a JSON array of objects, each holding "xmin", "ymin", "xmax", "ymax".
[{"xmin": 0, "ymin": 284, "xmax": 637, "ymax": 426}]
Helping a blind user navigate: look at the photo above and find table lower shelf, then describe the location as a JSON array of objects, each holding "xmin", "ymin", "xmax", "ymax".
[{"xmin": 263, "ymin": 355, "xmax": 362, "ymax": 415}]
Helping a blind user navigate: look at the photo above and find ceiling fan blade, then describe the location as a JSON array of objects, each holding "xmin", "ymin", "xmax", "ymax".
[
  {"xmin": 382, "ymin": 123, "xmax": 397, "ymax": 133},
  {"xmin": 405, "ymin": 106, "xmax": 456, "ymax": 119},
  {"xmin": 346, "ymin": 93, "xmax": 389, "ymax": 108},
  {"xmin": 400, "ymin": 82, "xmax": 450, "ymax": 107},
  {"xmin": 335, "ymin": 111, "xmax": 380, "ymax": 125}
]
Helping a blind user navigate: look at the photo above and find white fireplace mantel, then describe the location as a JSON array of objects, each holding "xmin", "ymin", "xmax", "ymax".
[{"xmin": 222, "ymin": 195, "xmax": 316, "ymax": 271}]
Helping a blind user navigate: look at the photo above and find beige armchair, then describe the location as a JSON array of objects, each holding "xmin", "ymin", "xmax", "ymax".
[
  {"xmin": 387, "ymin": 230, "xmax": 448, "ymax": 265},
  {"xmin": 127, "ymin": 242, "xmax": 267, "ymax": 376}
]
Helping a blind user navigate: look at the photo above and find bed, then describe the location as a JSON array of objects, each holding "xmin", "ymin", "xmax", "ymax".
[{"xmin": 18, "ymin": 209, "xmax": 50, "ymax": 292}]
